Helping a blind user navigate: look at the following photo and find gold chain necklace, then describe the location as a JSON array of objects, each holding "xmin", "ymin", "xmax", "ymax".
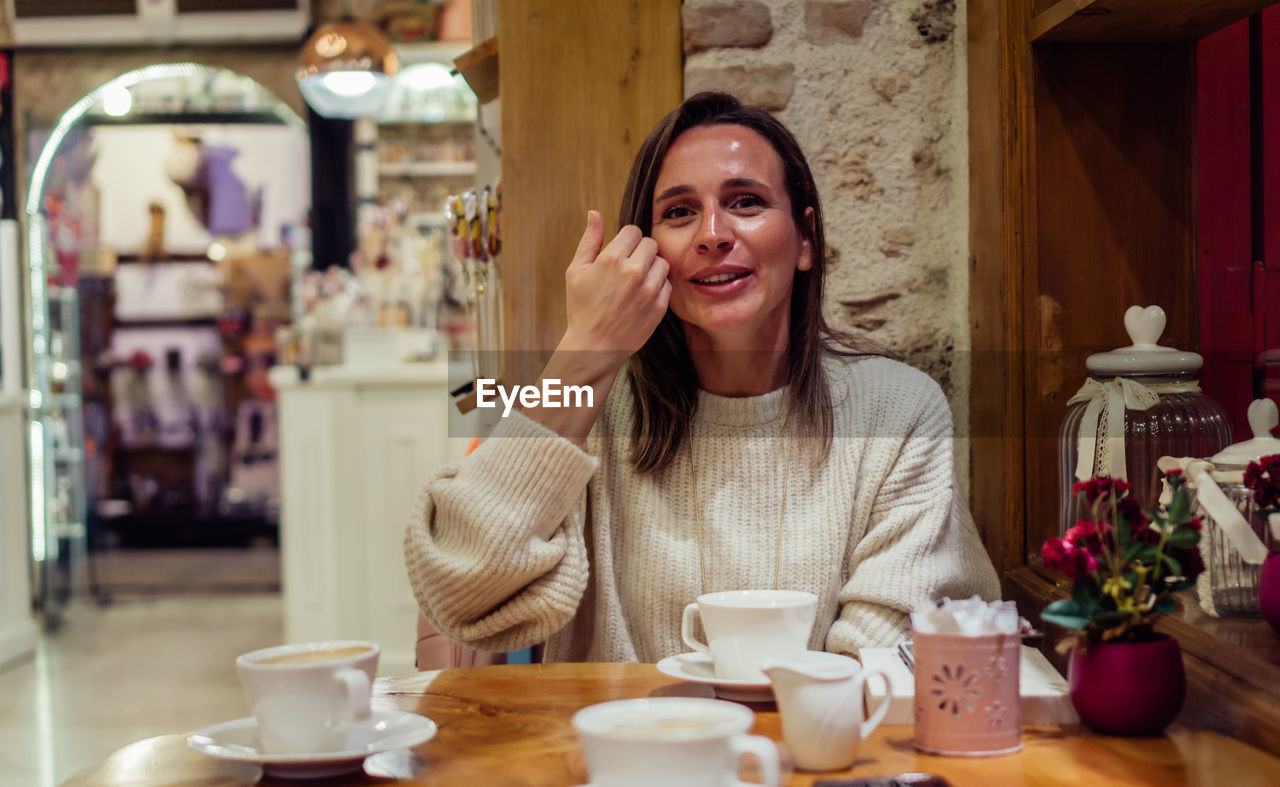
[{"xmin": 688, "ymin": 418, "xmax": 793, "ymax": 596}]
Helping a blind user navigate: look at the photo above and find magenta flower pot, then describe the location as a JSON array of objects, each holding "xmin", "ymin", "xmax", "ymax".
[
  {"xmin": 1067, "ymin": 635, "xmax": 1185, "ymax": 735},
  {"xmin": 1260, "ymin": 552, "xmax": 1280, "ymax": 635}
]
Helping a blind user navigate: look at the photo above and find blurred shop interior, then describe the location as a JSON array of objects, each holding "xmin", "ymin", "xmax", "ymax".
[{"xmin": 0, "ymin": 0, "xmax": 496, "ymax": 691}]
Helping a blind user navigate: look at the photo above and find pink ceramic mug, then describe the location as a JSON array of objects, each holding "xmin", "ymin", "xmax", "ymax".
[{"xmin": 911, "ymin": 631, "xmax": 1022, "ymax": 756}]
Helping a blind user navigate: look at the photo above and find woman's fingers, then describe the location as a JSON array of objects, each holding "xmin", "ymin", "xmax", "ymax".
[{"xmin": 570, "ymin": 210, "xmax": 606, "ymax": 268}]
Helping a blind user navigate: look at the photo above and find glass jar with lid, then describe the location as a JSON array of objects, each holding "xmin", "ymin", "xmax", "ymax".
[
  {"xmin": 1058, "ymin": 305, "xmax": 1233, "ymax": 536},
  {"xmin": 1158, "ymin": 399, "xmax": 1280, "ymax": 616}
]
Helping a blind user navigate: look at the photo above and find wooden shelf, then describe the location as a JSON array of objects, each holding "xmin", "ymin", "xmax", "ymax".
[
  {"xmin": 1005, "ymin": 565, "xmax": 1280, "ymax": 756},
  {"xmin": 378, "ymin": 160, "xmax": 476, "ymax": 177},
  {"xmin": 1029, "ymin": 0, "xmax": 1275, "ymax": 42},
  {"xmin": 454, "ymin": 36, "xmax": 498, "ymax": 104}
]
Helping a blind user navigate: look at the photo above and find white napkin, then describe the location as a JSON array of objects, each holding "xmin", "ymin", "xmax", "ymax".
[{"xmin": 910, "ymin": 596, "xmax": 1022, "ymax": 636}]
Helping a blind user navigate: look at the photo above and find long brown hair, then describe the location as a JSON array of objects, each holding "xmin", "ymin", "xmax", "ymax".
[{"xmin": 621, "ymin": 91, "xmax": 883, "ymax": 472}]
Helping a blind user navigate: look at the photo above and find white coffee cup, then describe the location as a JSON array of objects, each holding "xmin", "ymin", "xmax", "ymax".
[
  {"xmin": 573, "ymin": 697, "xmax": 779, "ymax": 787},
  {"xmin": 235, "ymin": 640, "xmax": 379, "ymax": 755},
  {"xmin": 681, "ymin": 590, "xmax": 818, "ymax": 681}
]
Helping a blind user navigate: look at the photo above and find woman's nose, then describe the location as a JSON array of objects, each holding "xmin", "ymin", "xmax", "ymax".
[{"xmin": 695, "ymin": 205, "xmax": 733, "ymax": 253}]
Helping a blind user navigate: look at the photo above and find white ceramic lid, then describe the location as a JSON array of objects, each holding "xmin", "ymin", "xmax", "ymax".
[
  {"xmin": 1211, "ymin": 399, "xmax": 1280, "ymax": 468},
  {"xmin": 1085, "ymin": 305, "xmax": 1203, "ymax": 375}
]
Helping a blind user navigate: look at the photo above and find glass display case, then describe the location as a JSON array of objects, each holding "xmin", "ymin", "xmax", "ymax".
[{"xmin": 26, "ymin": 226, "xmax": 89, "ymax": 629}]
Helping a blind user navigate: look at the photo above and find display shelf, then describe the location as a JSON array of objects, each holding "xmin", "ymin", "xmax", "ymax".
[
  {"xmin": 79, "ymin": 112, "xmax": 289, "ymax": 127},
  {"xmin": 407, "ymin": 212, "xmax": 447, "ymax": 227},
  {"xmin": 379, "ymin": 117, "xmax": 473, "ymax": 128},
  {"xmin": 395, "ymin": 40, "xmax": 470, "ymax": 67},
  {"xmin": 1029, "ymin": 0, "xmax": 1274, "ymax": 42},
  {"xmin": 112, "ymin": 317, "xmax": 219, "ymax": 329},
  {"xmin": 378, "ymin": 160, "xmax": 477, "ymax": 177},
  {"xmin": 454, "ymin": 37, "xmax": 498, "ymax": 103}
]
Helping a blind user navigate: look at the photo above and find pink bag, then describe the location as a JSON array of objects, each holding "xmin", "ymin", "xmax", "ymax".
[{"xmin": 415, "ymin": 614, "xmax": 507, "ymax": 669}]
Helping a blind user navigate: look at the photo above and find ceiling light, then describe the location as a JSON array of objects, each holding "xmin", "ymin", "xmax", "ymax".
[{"xmin": 296, "ymin": 19, "xmax": 399, "ymax": 118}]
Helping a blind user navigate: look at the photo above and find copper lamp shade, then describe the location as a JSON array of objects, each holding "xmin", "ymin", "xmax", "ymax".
[{"xmin": 297, "ymin": 19, "xmax": 400, "ymax": 118}]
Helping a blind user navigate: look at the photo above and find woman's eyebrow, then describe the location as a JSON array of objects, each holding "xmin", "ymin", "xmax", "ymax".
[
  {"xmin": 654, "ymin": 184, "xmax": 693, "ymax": 204},
  {"xmin": 655, "ymin": 178, "xmax": 772, "ymax": 205},
  {"xmin": 722, "ymin": 177, "xmax": 770, "ymax": 193}
]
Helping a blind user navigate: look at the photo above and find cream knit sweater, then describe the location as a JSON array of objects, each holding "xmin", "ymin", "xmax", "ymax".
[{"xmin": 404, "ymin": 354, "xmax": 999, "ymax": 662}]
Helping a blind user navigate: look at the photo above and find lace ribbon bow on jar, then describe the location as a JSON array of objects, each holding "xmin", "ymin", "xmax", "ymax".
[{"xmin": 1067, "ymin": 376, "xmax": 1199, "ymax": 484}]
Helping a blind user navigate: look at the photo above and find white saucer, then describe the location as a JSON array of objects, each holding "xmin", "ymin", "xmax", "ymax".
[
  {"xmin": 655, "ymin": 650, "xmax": 854, "ymax": 702},
  {"xmin": 187, "ymin": 709, "xmax": 436, "ymax": 779},
  {"xmin": 572, "ymin": 783, "xmax": 755, "ymax": 787}
]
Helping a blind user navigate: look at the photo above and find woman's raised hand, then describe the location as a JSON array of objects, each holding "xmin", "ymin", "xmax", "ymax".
[{"xmin": 562, "ymin": 210, "xmax": 671, "ymax": 355}]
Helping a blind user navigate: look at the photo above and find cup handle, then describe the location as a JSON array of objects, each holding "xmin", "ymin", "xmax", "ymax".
[
  {"xmin": 681, "ymin": 603, "xmax": 710, "ymax": 657},
  {"xmin": 855, "ymin": 668, "xmax": 892, "ymax": 738},
  {"xmin": 335, "ymin": 668, "xmax": 372, "ymax": 723},
  {"xmin": 731, "ymin": 733, "xmax": 780, "ymax": 787}
]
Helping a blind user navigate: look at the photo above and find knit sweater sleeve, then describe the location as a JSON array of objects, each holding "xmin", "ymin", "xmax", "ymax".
[
  {"xmin": 826, "ymin": 369, "xmax": 1001, "ymax": 655},
  {"xmin": 402, "ymin": 411, "xmax": 599, "ymax": 653}
]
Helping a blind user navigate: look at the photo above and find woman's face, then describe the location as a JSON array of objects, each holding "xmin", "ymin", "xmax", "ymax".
[{"xmin": 649, "ymin": 124, "xmax": 812, "ymax": 351}]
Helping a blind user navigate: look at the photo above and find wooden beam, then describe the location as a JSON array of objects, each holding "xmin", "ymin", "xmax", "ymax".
[
  {"xmin": 1030, "ymin": 0, "xmax": 1277, "ymax": 43},
  {"xmin": 967, "ymin": 0, "xmax": 1037, "ymax": 572},
  {"xmin": 498, "ymin": 0, "xmax": 683, "ymax": 384}
]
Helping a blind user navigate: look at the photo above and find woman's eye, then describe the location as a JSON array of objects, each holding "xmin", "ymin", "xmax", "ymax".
[
  {"xmin": 661, "ymin": 205, "xmax": 694, "ymax": 220},
  {"xmin": 730, "ymin": 195, "xmax": 763, "ymax": 210}
]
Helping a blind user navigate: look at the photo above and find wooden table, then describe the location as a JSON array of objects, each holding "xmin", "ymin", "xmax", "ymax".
[{"xmin": 66, "ymin": 663, "xmax": 1280, "ymax": 786}]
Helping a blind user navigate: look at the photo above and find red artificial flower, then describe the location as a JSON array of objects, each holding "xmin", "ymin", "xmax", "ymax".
[
  {"xmin": 1073, "ymin": 476, "xmax": 1131, "ymax": 504},
  {"xmin": 1043, "ymin": 537, "xmax": 1098, "ymax": 581},
  {"xmin": 1064, "ymin": 519, "xmax": 1112, "ymax": 552},
  {"xmin": 1168, "ymin": 546, "xmax": 1205, "ymax": 581},
  {"xmin": 1245, "ymin": 454, "xmax": 1280, "ymax": 511},
  {"xmin": 1114, "ymin": 495, "xmax": 1148, "ymax": 527}
]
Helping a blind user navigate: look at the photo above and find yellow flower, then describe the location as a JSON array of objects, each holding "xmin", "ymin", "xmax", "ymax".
[
  {"xmin": 1115, "ymin": 595, "xmax": 1143, "ymax": 616},
  {"xmin": 1102, "ymin": 575, "xmax": 1133, "ymax": 600}
]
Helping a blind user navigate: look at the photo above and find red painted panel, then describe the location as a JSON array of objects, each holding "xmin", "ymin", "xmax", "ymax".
[
  {"xmin": 1264, "ymin": 8, "xmax": 1280, "ymax": 275},
  {"xmin": 1262, "ymin": 9, "xmax": 1280, "ymax": 415},
  {"xmin": 1197, "ymin": 18, "xmax": 1253, "ymax": 435}
]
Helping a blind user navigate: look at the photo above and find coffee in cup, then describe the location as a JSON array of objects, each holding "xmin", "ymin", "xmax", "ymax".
[
  {"xmin": 681, "ymin": 589, "xmax": 818, "ymax": 681},
  {"xmin": 236, "ymin": 640, "xmax": 380, "ymax": 755},
  {"xmin": 573, "ymin": 697, "xmax": 779, "ymax": 787}
]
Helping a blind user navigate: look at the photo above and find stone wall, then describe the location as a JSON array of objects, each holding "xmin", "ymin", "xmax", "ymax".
[{"xmin": 682, "ymin": 0, "xmax": 970, "ymax": 442}]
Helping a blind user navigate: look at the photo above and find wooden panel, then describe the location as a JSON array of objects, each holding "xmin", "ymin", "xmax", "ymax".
[
  {"xmin": 1028, "ymin": 44, "xmax": 1197, "ymax": 553},
  {"xmin": 968, "ymin": 0, "xmax": 1037, "ymax": 572},
  {"xmin": 1196, "ymin": 19, "xmax": 1254, "ymax": 436},
  {"xmin": 499, "ymin": 0, "xmax": 683, "ymax": 382},
  {"xmin": 1030, "ymin": 0, "xmax": 1277, "ymax": 43}
]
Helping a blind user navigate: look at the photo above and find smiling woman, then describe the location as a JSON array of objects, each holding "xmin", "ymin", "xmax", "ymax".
[{"xmin": 403, "ymin": 91, "xmax": 999, "ymax": 666}]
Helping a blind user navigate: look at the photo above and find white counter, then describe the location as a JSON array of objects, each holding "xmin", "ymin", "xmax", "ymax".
[
  {"xmin": 270, "ymin": 362, "xmax": 481, "ymax": 674},
  {"xmin": 0, "ymin": 394, "xmax": 37, "ymax": 670}
]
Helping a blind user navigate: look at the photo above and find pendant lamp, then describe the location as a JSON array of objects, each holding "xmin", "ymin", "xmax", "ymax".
[{"xmin": 297, "ymin": 18, "xmax": 400, "ymax": 118}]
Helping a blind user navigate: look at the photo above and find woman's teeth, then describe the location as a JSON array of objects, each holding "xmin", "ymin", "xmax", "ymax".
[{"xmin": 693, "ymin": 272, "xmax": 749, "ymax": 284}]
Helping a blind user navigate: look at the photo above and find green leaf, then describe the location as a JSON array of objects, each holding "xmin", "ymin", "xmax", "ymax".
[
  {"xmin": 1043, "ymin": 598, "xmax": 1094, "ymax": 629},
  {"xmin": 1072, "ymin": 580, "xmax": 1100, "ymax": 613},
  {"xmin": 1090, "ymin": 609, "xmax": 1133, "ymax": 627},
  {"xmin": 1168, "ymin": 486, "xmax": 1191, "ymax": 524},
  {"xmin": 1130, "ymin": 544, "xmax": 1160, "ymax": 567},
  {"xmin": 1116, "ymin": 516, "xmax": 1132, "ymax": 550},
  {"xmin": 1153, "ymin": 596, "xmax": 1176, "ymax": 613},
  {"xmin": 1164, "ymin": 529, "xmax": 1199, "ymax": 549},
  {"xmin": 1160, "ymin": 553, "xmax": 1182, "ymax": 579}
]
